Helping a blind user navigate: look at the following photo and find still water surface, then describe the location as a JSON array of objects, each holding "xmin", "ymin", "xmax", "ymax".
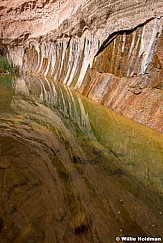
[{"xmin": 0, "ymin": 75, "xmax": 163, "ymax": 243}]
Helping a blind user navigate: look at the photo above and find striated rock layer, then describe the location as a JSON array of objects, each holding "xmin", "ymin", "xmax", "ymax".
[
  {"xmin": 0, "ymin": 0, "xmax": 163, "ymax": 132},
  {"xmin": 0, "ymin": 74, "xmax": 163, "ymax": 242}
]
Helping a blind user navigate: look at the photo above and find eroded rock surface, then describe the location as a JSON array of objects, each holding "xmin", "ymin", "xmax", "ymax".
[
  {"xmin": 0, "ymin": 0, "xmax": 163, "ymax": 132},
  {"xmin": 0, "ymin": 75, "xmax": 163, "ymax": 242}
]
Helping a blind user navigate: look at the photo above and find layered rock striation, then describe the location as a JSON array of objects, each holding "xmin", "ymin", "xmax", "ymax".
[{"xmin": 0, "ymin": 0, "xmax": 163, "ymax": 132}]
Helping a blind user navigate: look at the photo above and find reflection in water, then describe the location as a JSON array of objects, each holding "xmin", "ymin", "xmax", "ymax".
[{"xmin": 0, "ymin": 75, "xmax": 163, "ymax": 243}]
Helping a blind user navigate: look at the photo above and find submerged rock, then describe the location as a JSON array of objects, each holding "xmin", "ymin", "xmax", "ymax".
[
  {"xmin": 69, "ymin": 212, "xmax": 90, "ymax": 234},
  {"xmin": 0, "ymin": 218, "xmax": 3, "ymax": 231}
]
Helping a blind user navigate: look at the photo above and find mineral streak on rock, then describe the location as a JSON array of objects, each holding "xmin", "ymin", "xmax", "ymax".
[{"xmin": 0, "ymin": 0, "xmax": 163, "ymax": 132}]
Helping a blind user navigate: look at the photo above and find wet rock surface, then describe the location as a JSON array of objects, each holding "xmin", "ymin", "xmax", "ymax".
[
  {"xmin": 0, "ymin": 75, "xmax": 163, "ymax": 242},
  {"xmin": 0, "ymin": 0, "xmax": 163, "ymax": 132},
  {"xmin": 0, "ymin": 1, "xmax": 163, "ymax": 242}
]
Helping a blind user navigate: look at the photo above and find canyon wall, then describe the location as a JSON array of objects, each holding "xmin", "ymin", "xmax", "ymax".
[{"xmin": 0, "ymin": 0, "xmax": 163, "ymax": 132}]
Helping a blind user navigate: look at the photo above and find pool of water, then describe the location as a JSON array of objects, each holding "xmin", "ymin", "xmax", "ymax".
[{"xmin": 0, "ymin": 74, "xmax": 163, "ymax": 243}]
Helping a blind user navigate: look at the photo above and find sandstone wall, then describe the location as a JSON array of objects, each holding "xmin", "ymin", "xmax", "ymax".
[{"xmin": 0, "ymin": 0, "xmax": 163, "ymax": 132}]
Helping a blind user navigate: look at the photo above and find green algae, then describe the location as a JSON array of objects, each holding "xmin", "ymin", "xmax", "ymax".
[{"xmin": 0, "ymin": 56, "xmax": 17, "ymax": 75}]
